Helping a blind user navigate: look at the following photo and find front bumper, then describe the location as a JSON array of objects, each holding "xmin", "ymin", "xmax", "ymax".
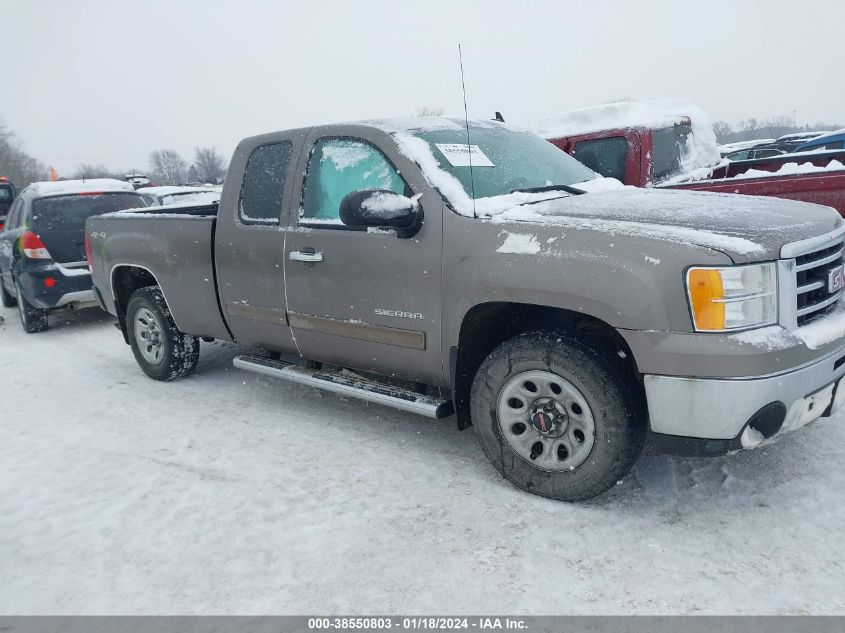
[{"xmin": 646, "ymin": 341, "xmax": 845, "ymax": 455}]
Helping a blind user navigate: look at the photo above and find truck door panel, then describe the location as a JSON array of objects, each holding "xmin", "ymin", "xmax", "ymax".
[
  {"xmin": 283, "ymin": 128, "xmax": 445, "ymax": 386},
  {"xmin": 214, "ymin": 131, "xmax": 306, "ymax": 351}
]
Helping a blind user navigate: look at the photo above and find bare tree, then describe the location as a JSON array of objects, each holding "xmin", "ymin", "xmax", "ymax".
[
  {"xmin": 712, "ymin": 120, "xmax": 733, "ymax": 143},
  {"xmin": 73, "ymin": 163, "xmax": 115, "ymax": 180},
  {"xmin": 191, "ymin": 147, "xmax": 225, "ymax": 183},
  {"xmin": 0, "ymin": 121, "xmax": 47, "ymax": 187},
  {"xmin": 149, "ymin": 149, "xmax": 186, "ymax": 185}
]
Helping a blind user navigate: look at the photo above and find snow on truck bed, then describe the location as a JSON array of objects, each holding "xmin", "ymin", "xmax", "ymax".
[{"xmin": 2, "ymin": 305, "xmax": 845, "ymax": 615}]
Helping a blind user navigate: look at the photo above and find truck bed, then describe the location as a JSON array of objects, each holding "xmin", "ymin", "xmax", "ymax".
[
  {"xmin": 86, "ymin": 203, "xmax": 232, "ymax": 341},
  {"xmin": 664, "ymin": 169, "xmax": 845, "ymax": 215}
]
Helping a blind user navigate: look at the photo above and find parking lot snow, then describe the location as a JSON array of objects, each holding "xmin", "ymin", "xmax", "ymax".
[{"xmin": 1, "ymin": 306, "xmax": 844, "ymax": 615}]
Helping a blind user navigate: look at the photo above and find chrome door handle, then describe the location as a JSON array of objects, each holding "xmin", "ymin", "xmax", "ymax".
[{"xmin": 289, "ymin": 250, "xmax": 324, "ymax": 263}]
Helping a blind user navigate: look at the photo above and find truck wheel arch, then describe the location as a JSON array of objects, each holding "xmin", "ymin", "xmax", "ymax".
[
  {"xmin": 110, "ymin": 265, "xmax": 179, "ymax": 344},
  {"xmin": 451, "ymin": 302, "xmax": 642, "ymax": 430}
]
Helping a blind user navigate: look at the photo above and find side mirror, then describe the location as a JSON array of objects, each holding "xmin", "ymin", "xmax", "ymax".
[{"xmin": 339, "ymin": 189, "xmax": 422, "ymax": 237}]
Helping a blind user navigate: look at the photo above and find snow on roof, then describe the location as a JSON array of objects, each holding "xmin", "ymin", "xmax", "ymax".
[
  {"xmin": 537, "ymin": 99, "xmax": 720, "ymax": 177},
  {"xmin": 718, "ymin": 139, "xmax": 775, "ymax": 153},
  {"xmin": 798, "ymin": 128, "xmax": 845, "ymax": 144},
  {"xmin": 365, "ymin": 116, "xmax": 523, "ymax": 134},
  {"xmin": 777, "ymin": 131, "xmax": 831, "ymax": 141},
  {"xmin": 25, "ymin": 178, "xmax": 135, "ymax": 197},
  {"xmin": 535, "ymin": 99, "xmax": 704, "ymax": 139},
  {"xmin": 136, "ymin": 186, "xmax": 218, "ymax": 196}
]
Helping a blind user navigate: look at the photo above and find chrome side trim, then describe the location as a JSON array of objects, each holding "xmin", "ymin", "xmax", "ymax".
[
  {"xmin": 225, "ymin": 301, "xmax": 289, "ymax": 325},
  {"xmin": 780, "ymin": 224, "xmax": 845, "ymax": 258},
  {"xmin": 288, "ymin": 311, "xmax": 426, "ymax": 350}
]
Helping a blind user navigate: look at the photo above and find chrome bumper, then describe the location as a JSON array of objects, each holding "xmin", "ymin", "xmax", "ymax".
[{"xmin": 645, "ymin": 340, "xmax": 845, "ymax": 442}]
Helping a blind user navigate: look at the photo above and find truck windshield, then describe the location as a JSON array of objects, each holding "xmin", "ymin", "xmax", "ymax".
[
  {"xmin": 412, "ymin": 125, "xmax": 596, "ymax": 202},
  {"xmin": 0, "ymin": 186, "xmax": 13, "ymax": 202},
  {"xmin": 31, "ymin": 192, "xmax": 146, "ymax": 230},
  {"xmin": 652, "ymin": 124, "xmax": 692, "ymax": 183}
]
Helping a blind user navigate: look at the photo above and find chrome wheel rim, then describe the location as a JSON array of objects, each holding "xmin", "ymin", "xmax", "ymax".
[
  {"xmin": 496, "ymin": 369, "xmax": 596, "ymax": 472},
  {"xmin": 134, "ymin": 307, "xmax": 165, "ymax": 365}
]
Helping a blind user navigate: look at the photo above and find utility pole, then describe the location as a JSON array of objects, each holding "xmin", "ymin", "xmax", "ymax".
[{"xmin": 792, "ymin": 109, "xmax": 797, "ymax": 128}]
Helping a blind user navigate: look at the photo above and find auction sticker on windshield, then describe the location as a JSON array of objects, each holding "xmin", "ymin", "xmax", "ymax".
[{"xmin": 435, "ymin": 143, "xmax": 495, "ymax": 167}]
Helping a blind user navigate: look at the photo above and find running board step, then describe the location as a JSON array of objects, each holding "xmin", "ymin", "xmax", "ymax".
[{"xmin": 233, "ymin": 354, "xmax": 454, "ymax": 419}]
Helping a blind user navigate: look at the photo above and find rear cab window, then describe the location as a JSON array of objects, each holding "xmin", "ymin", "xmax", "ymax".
[
  {"xmin": 652, "ymin": 124, "xmax": 692, "ymax": 183},
  {"xmin": 572, "ymin": 137, "xmax": 628, "ymax": 182},
  {"xmin": 238, "ymin": 142, "xmax": 293, "ymax": 225},
  {"xmin": 30, "ymin": 192, "xmax": 146, "ymax": 230},
  {"xmin": 300, "ymin": 137, "xmax": 407, "ymax": 227}
]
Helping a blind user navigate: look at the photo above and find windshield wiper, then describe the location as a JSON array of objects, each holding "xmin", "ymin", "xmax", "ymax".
[{"xmin": 511, "ymin": 184, "xmax": 586, "ymax": 195}]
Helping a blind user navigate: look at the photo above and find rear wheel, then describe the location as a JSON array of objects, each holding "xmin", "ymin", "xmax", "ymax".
[
  {"xmin": 0, "ymin": 278, "xmax": 16, "ymax": 308},
  {"xmin": 126, "ymin": 286, "xmax": 199, "ymax": 381},
  {"xmin": 15, "ymin": 282, "xmax": 48, "ymax": 333},
  {"xmin": 470, "ymin": 331, "xmax": 646, "ymax": 501}
]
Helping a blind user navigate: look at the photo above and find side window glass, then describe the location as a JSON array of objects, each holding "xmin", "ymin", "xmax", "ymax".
[
  {"xmin": 239, "ymin": 141, "xmax": 293, "ymax": 225},
  {"xmin": 301, "ymin": 138, "xmax": 406, "ymax": 225},
  {"xmin": 7, "ymin": 199, "xmax": 23, "ymax": 229},
  {"xmin": 572, "ymin": 137, "xmax": 627, "ymax": 182}
]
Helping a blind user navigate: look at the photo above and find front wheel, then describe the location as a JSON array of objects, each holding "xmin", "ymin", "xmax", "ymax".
[
  {"xmin": 126, "ymin": 286, "xmax": 199, "ymax": 381},
  {"xmin": 16, "ymin": 282, "xmax": 48, "ymax": 333},
  {"xmin": 470, "ymin": 331, "xmax": 646, "ymax": 501}
]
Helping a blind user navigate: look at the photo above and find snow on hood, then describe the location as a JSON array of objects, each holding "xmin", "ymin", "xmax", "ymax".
[
  {"xmin": 26, "ymin": 178, "xmax": 135, "ymax": 197},
  {"xmin": 490, "ymin": 188, "xmax": 843, "ymax": 260},
  {"xmin": 535, "ymin": 98, "xmax": 720, "ymax": 175}
]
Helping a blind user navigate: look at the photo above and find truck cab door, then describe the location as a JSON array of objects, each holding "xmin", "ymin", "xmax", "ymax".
[
  {"xmin": 283, "ymin": 127, "xmax": 445, "ymax": 386},
  {"xmin": 214, "ymin": 130, "xmax": 307, "ymax": 352}
]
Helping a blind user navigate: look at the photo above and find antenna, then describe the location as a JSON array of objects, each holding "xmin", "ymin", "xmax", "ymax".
[{"xmin": 458, "ymin": 44, "xmax": 476, "ymax": 219}]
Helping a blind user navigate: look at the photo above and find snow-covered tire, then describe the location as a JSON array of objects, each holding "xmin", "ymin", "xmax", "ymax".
[
  {"xmin": 16, "ymin": 282, "xmax": 48, "ymax": 333},
  {"xmin": 126, "ymin": 286, "xmax": 199, "ymax": 381},
  {"xmin": 1, "ymin": 279, "xmax": 17, "ymax": 308},
  {"xmin": 470, "ymin": 331, "xmax": 646, "ymax": 501}
]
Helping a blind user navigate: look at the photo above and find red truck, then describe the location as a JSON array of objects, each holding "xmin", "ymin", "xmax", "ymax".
[{"xmin": 538, "ymin": 100, "xmax": 845, "ymax": 216}]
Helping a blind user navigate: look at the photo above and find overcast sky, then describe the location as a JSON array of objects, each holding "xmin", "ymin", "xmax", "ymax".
[{"xmin": 2, "ymin": 0, "xmax": 843, "ymax": 175}]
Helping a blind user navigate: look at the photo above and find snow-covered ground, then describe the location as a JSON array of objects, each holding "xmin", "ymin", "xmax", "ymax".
[{"xmin": 1, "ymin": 305, "xmax": 844, "ymax": 615}]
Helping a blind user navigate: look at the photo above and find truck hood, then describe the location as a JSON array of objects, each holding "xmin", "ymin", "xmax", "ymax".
[{"xmin": 492, "ymin": 187, "xmax": 843, "ymax": 263}]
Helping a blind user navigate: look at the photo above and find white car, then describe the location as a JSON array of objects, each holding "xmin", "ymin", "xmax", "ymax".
[{"xmin": 136, "ymin": 186, "xmax": 221, "ymax": 207}]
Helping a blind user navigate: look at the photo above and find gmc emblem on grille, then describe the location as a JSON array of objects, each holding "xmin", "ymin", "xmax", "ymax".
[{"xmin": 828, "ymin": 265, "xmax": 845, "ymax": 293}]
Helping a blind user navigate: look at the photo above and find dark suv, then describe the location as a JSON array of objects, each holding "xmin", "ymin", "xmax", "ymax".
[
  {"xmin": 0, "ymin": 179, "xmax": 146, "ymax": 332},
  {"xmin": 0, "ymin": 178, "xmax": 15, "ymax": 231}
]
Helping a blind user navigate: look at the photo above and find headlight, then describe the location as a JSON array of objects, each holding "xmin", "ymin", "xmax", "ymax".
[{"xmin": 686, "ymin": 263, "xmax": 777, "ymax": 331}]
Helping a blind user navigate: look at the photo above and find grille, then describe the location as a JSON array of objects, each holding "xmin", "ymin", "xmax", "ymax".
[{"xmin": 794, "ymin": 237, "xmax": 845, "ymax": 326}]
